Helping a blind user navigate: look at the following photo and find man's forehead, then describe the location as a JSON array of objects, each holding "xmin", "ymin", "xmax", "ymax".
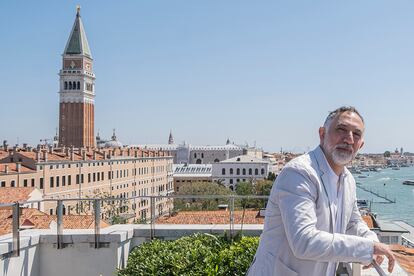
[{"xmin": 333, "ymin": 111, "xmax": 364, "ymax": 130}]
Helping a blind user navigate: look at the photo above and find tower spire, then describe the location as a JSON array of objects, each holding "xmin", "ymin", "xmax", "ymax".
[{"xmin": 168, "ymin": 129, "xmax": 174, "ymax": 144}]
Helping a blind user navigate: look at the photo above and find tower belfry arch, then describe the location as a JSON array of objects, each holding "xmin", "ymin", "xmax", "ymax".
[{"xmin": 58, "ymin": 7, "xmax": 95, "ymax": 148}]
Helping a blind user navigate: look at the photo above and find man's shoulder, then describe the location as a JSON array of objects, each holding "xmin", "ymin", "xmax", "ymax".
[{"xmin": 285, "ymin": 152, "xmax": 313, "ymax": 170}]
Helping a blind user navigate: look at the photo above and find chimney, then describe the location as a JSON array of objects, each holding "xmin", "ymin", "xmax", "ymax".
[
  {"xmin": 128, "ymin": 148, "xmax": 131, "ymax": 156},
  {"xmin": 49, "ymin": 146, "xmax": 53, "ymax": 154},
  {"xmin": 43, "ymin": 150, "xmax": 48, "ymax": 162},
  {"xmin": 93, "ymin": 150, "xmax": 97, "ymax": 160},
  {"xmin": 82, "ymin": 149, "xmax": 87, "ymax": 160},
  {"xmin": 27, "ymin": 146, "xmax": 32, "ymax": 152},
  {"xmin": 70, "ymin": 148, "xmax": 75, "ymax": 161},
  {"xmin": 16, "ymin": 163, "xmax": 21, "ymax": 173},
  {"xmin": 3, "ymin": 140, "xmax": 8, "ymax": 151},
  {"xmin": 36, "ymin": 150, "xmax": 40, "ymax": 162},
  {"xmin": 65, "ymin": 147, "xmax": 70, "ymax": 157},
  {"xmin": 120, "ymin": 149, "xmax": 123, "ymax": 157},
  {"xmin": 4, "ymin": 164, "xmax": 9, "ymax": 174}
]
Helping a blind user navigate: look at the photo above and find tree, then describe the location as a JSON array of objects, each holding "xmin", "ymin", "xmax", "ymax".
[
  {"xmin": 267, "ymin": 172, "xmax": 277, "ymax": 181},
  {"xmin": 384, "ymin": 151, "xmax": 391, "ymax": 158},
  {"xmin": 174, "ymin": 182, "xmax": 234, "ymax": 211}
]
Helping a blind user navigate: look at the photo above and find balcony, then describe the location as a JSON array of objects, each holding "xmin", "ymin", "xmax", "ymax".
[{"xmin": 0, "ymin": 196, "xmax": 408, "ymax": 276}]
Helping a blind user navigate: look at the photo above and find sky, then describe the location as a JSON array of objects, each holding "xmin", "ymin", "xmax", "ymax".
[{"xmin": 1, "ymin": 1, "xmax": 414, "ymax": 153}]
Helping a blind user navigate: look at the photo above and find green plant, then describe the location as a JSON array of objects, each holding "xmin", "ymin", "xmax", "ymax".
[{"xmin": 117, "ymin": 233, "xmax": 259, "ymax": 276}]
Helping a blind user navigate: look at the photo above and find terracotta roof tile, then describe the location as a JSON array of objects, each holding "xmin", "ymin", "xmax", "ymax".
[
  {"xmin": 0, "ymin": 208, "xmax": 109, "ymax": 236},
  {"xmin": 0, "ymin": 187, "xmax": 38, "ymax": 203},
  {"xmin": 157, "ymin": 210, "xmax": 264, "ymax": 225},
  {"xmin": 0, "ymin": 163, "xmax": 35, "ymax": 174},
  {"xmin": 389, "ymin": 244, "xmax": 414, "ymax": 275},
  {"xmin": 362, "ymin": 215, "xmax": 375, "ymax": 229}
]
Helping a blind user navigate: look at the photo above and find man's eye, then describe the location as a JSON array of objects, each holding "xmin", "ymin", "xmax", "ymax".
[{"xmin": 353, "ymin": 132, "xmax": 361, "ymax": 138}]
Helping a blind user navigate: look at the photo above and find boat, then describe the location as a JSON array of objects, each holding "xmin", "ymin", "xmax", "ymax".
[
  {"xmin": 358, "ymin": 175, "xmax": 367, "ymax": 178},
  {"xmin": 392, "ymin": 166, "xmax": 400, "ymax": 170},
  {"xmin": 403, "ymin": 180, "xmax": 414, "ymax": 185}
]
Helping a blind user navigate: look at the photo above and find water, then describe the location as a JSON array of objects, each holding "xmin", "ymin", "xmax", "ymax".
[{"xmin": 355, "ymin": 166, "xmax": 414, "ymax": 225}]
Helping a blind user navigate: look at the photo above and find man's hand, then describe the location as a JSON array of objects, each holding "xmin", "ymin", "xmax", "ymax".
[{"xmin": 370, "ymin": 242, "xmax": 395, "ymax": 273}]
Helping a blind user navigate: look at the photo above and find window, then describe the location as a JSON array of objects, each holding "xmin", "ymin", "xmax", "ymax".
[
  {"xmin": 31, "ymin": 178, "xmax": 35, "ymax": 187},
  {"xmin": 50, "ymin": 177, "xmax": 54, "ymax": 188},
  {"xmin": 261, "ymin": 168, "xmax": 265, "ymax": 175},
  {"xmin": 64, "ymin": 81, "xmax": 68, "ymax": 90},
  {"xmin": 236, "ymin": 168, "xmax": 240, "ymax": 175},
  {"xmin": 76, "ymin": 174, "xmax": 80, "ymax": 184},
  {"xmin": 88, "ymin": 173, "xmax": 91, "ymax": 183},
  {"xmin": 1, "ymin": 181, "xmax": 5, "ymax": 187},
  {"xmin": 77, "ymin": 81, "xmax": 80, "ymax": 90},
  {"xmin": 230, "ymin": 168, "xmax": 233, "ymax": 175},
  {"xmin": 50, "ymin": 209, "xmax": 53, "ymax": 215},
  {"xmin": 255, "ymin": 169, "xmax": 259, "ymax": 175},
  {"xmin": 40, "ymin": 178, "xmax": 44, "ymax": 189},
  {"xmin": 101, "ymin": 172, "xmax": 104, "ymax": 180},
  {"xmin": 56, "ymin": 176, "xmax": 60, "ymax": 187},
  {"xmin": 242, "ymin": 168, "xmax": 246, "ymax": 175},
  {"xmin": 81, "ymin": 174, "xmax": 84, "ymax": 183},
  {"xmin": 230, "ymin": 179, "xmax": 233, "ymax": 184},
  {"xmin": 201, "ymin": 153, "xmax": 204, "ymax": 158},
  {"xmin": 222, "ymin": 168, "xmax": 226, "ymax": 175},
  {"xmin": 23, "ymin": 179, "xmax": 28, "ymax": 187},
  {"xmin": 194, "ymin": 153, "xmax": 197, "ymax": 158},
  {"xmin": 93, "ymin": 173, "xmax": 96, "ymax": 182},
  {"xmin": 69, "ymin": 82, "xmax": 72, "ymax": 89},
  {"xmin": 68, "ymin": 175, "xmax": 71, "ymax": 185},
  {"xmin": 249, "ymin": 168, "xmax": 252, "ymax": 175},
  {"xmin": 62, "ymin": 176, "xmax": 66, "ymax": 186}
]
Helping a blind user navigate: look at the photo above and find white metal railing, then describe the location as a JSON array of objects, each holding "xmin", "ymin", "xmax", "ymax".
[{"xmin": 0, "ymin": 195, "xmax": 388, "ymax": 275}]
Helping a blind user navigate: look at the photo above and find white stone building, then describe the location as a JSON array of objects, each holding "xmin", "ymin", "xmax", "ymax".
[{"xmin": 212, "ymin": 155, "xmax": 270, "ymax": 190}]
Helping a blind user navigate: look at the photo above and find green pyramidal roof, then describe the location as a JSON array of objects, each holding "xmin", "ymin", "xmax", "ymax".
[{"xmin": 64, "ymin": 9, "xmax": 92, "ymax": 58}]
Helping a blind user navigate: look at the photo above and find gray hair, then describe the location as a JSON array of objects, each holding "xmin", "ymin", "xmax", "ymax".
[{"xmin": 323, "ymin": 106, "xmax": 364, "ymax": 128}]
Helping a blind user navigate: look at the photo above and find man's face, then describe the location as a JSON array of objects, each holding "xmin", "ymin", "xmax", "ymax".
[{"xmin": 320, "ymin": 111, "xmax": 365, "ymax": 167}]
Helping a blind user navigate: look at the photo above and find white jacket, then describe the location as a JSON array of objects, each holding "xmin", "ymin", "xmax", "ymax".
[{"xmin": 248, "ymin": 146, "xmax": 378, "ymax": 276}]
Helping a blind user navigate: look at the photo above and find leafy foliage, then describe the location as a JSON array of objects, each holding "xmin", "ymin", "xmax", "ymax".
[
  {"xmin": 117, "ymin": 233, "xmax": 259, "ymax": 276},
  {"xmin": 174, "ymin": 182, "xmax": 235, "ymax": 211}
]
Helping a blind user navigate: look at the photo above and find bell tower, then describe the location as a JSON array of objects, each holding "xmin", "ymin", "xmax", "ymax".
[{"xmin": 59, "ymin": 6, "xmax": 95, "ymax": 148}]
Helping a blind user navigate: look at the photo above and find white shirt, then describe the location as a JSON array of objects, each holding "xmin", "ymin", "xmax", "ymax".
[{"xmin": 320, "ymin": 152, "xmax": 345, "ymax": 276}]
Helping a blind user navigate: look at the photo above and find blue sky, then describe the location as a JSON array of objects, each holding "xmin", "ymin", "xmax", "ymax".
[{"xmin": 1, "ymin": 1, "xmax": 414, "ymax": 153}]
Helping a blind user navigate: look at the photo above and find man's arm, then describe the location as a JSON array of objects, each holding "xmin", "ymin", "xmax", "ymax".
[
  {"xmin": 275, "ymin": 166, "xmax": 374, "ymax": 263},
  {"xmin": 345, "ymin": 198, "xmax": 379, "ymax": 242}
]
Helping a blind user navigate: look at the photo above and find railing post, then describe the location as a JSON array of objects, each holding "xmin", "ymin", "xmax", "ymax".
[
  {"xmin": 94, "ymin": 199, "xmax": 101, "ymax": 249},
  {"xmin": 12, "ymin": 202, "xmax": 20, "ymax": 257},
  {"xmin": 150, "ymin": 196, "xmax": 155, "ymax": 240},
  {"xmin": 57, "ymin": 200, "xmax": 63, "ymax": 249},
  {"xmin": 229, "ymin": 196, "xmax": 235, "ymax": 240},
  {"xmin": 352, "ymin": 263, "xmax": 361, "ymax": 276}
]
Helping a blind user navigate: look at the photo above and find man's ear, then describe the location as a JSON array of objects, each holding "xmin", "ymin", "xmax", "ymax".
[{"xmin": 319, "ymin": 127, "xmax": 325, "ymax": 144}]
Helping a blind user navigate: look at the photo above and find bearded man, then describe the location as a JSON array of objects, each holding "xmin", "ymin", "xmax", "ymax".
[{"xmin": 248, "ymin": 106, "xmax": 395, "ymax": 276}]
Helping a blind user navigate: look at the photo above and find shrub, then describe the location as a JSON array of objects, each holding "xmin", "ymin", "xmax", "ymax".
[{"xmin": 117, "ymin": 233, "xmax": 259, "ymax": 276}]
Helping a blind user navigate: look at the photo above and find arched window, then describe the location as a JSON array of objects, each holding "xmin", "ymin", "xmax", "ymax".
[
  {"xmin": 196, "ymin": 159, "xmax": 202, "ymax": 164},
  {"xmin": 222, "ymin": 168, "xmax": 226, "ymax": 175},
  {"xmin": 77, "ymin": 81, "xmax": 80, "ymax": 90},
  {"xmin": 230, "ymin": 168, "xmax": 233, "ymax": 175},
  {"xmin": 249, "ymin": 168, "xmax": 252, "ymax": 175},
  {"xmin": 69, "ymin": 82, "xmax": 72, "ymax": 90},
  {"xmin": 255, "ymin": 168, "xmax": 259, "ymax": 175},
  {"xmin": 201, "ymin": 153, "xmax": 204, "ymax": 158},
  {"xmin": 261, "ymin": 168, "xmax": 265, "ymax": 175},
  {"xmin": 236, "ymin": 168, "xmax": 240, "ymax": 175},
  {"xmin": 214, "ymin": 159, "xmax": 219, "ymax": 163},
  {"xmin": 73, "ymin": 82, "xmax": 76, "ymax": 89},
  {"xmin": 64, "ymin": 81, "xmax": 68, "ymax": 90},
  {"xmin": 242, "ymin": 168, "xmax": 246, "ymax": 175},
  {"xmin": 230, "ymin": 179, "xmax": 233, "ymax": 184}
]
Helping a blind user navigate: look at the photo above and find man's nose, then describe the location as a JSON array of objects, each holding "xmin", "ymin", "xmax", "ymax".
[{"xmin": 343, "ymin": 131, "xmax": 354, "ymax": 144}]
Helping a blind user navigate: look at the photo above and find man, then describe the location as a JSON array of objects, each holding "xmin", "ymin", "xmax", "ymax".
[{"xmin": 248, "ymin": 106, "xmax": 395, "ymax": 276}]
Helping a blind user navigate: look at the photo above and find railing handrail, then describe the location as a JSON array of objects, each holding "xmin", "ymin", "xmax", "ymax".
[
  {"xmin": 0, "ymin": 194, "xmax": 270, "ymax": 207},
  {"xmin": 1, "ymin": 194, "xmax": 270, "ymax": 257}
]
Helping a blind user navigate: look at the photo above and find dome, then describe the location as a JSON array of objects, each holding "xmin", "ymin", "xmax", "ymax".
[{"xmin": 104, "ymin": 129, "xmax": 123, "ymax": 148}]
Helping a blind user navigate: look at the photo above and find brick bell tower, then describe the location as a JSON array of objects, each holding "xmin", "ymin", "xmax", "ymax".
[{"xmin": 59, "ymin": 6, "xmax": 95, "ymax": 148}]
